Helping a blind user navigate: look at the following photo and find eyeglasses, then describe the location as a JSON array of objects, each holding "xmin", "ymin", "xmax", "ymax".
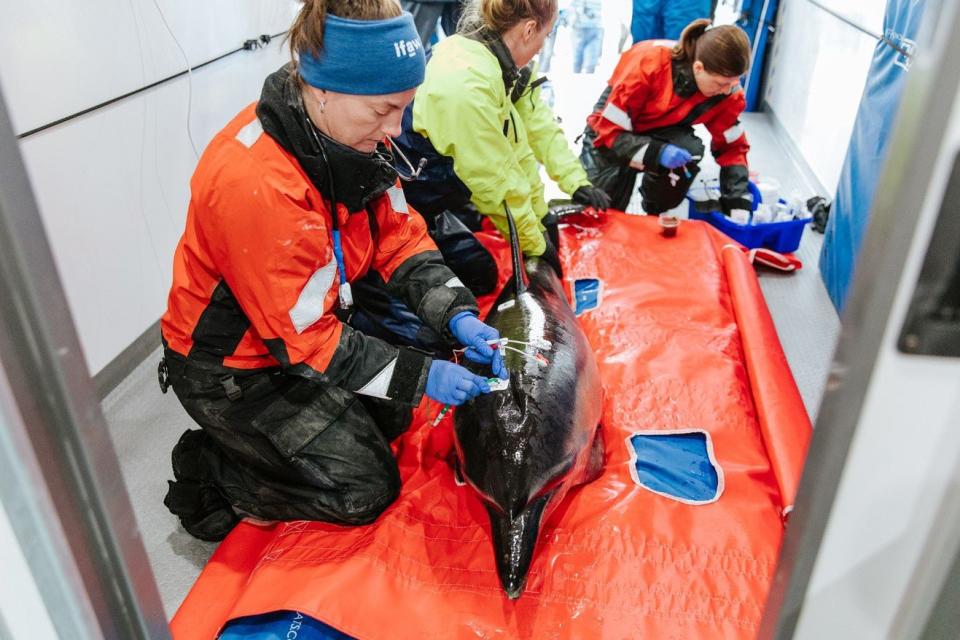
[{"xmin": 385, "ymin": 136, "xmax": 427, "ymax": 182}]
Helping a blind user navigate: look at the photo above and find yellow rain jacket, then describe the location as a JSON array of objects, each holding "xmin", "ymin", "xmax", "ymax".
[{"xmin": 412, "ymin": 35, "xmax": 590, "ymax": 256}]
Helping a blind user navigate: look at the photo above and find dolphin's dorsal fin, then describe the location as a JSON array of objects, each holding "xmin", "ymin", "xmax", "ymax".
[{"xmin": 502, "ymin": 202, "xmax": 528, "ymax": 295}]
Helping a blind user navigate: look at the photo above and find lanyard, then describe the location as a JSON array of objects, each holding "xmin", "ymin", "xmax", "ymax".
[
  {"xmin": 300, "ymin": 103, "xmax": 427, "ymax": 309},
  {"xmin": 303, "ymin": 110, "xmax": 353, "ymax": 310}
]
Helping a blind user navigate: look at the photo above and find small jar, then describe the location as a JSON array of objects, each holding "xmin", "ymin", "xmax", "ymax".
[{"xmin": 659, "ymin": 215, "xmax": 680, "ymax": 237}]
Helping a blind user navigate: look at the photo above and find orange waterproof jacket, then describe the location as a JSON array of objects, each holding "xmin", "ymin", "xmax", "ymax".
[
  {"xmin": 585, "ymin": 40, "xmax": 751, "ymax": 211},
  {"xmin": 161, "ymin": 97, "xmax": 477, "ymax": 405}
]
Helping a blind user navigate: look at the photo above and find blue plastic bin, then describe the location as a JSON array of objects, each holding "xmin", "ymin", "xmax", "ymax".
[{"xmin": 685, "ymin": 181, "xmax": 810, "ymax": 253}]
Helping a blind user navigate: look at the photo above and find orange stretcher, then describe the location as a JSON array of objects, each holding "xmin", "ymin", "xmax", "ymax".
[{"xmin": 170, "ymin": 212, "xmax": 811, "ymax": 639}]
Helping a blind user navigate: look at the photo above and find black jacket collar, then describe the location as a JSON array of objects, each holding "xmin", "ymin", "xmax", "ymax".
[
  {"xmin": 672, "ymin": 58, "xmax": 699, "ymax": 99},
  {"xmin": 256, "ymin": 65, "xmax": 398, "ymax": 213}
]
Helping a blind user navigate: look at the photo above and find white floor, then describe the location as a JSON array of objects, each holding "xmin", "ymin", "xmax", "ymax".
[
  {"xmin": 101, "ymin": 34, "xmax": 841, "ymax": 621},
  {"xmin": 102, "ymin": 349, "xmax": 218, "ymax": 618},
  {"xmin": 743, "ymin": 114, "xmax": 841, "ymax": 418}
]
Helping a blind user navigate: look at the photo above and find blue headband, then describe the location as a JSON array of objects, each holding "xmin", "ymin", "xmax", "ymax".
[{"xmin": 298, "ymin": 13, "xmax": 426, "ymax": 95}]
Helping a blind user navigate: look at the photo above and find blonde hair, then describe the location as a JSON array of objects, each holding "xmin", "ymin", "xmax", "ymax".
[
  {"xmin": 459, "ymin": 0, "xmax": 557, "ymax": 36},
  {"xmin": 289, "ymin": 0, "xmax": 403, "ymax": 62},
  {"xmin": 672, "ymin": 18, "xmax": 751, "ymax": 77}
]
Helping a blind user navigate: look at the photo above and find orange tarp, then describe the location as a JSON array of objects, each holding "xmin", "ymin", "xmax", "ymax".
[{"xmin": 171, "ymin": 213, "xmax": 811, "ymax": 639}]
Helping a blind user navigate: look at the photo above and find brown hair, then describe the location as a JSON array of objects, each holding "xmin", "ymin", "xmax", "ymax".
[
  {"xmin": 459, "ymin": 0, "xmax": 557, "ymax": 36},
  {"xmin": 289, "ymin": 0, "xmax": 402, "ymax": 63},
  {"xmin": 672, "ymin": 19, "xmax": 751, "ymax": 77}
]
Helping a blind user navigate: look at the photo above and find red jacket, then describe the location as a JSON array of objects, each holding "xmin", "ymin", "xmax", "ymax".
[
  {"xmin": 586, "ymin": 41, "xmax": 751, "ymax": 210},
  {"xmin": 162, "ymin": 102, "xmax": 475, "ymax": 404}
]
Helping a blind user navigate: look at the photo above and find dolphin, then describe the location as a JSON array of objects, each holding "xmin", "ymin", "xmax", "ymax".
[{"xmin": 454, "ymin": 205, "xmax": 605, "ymax": 599}]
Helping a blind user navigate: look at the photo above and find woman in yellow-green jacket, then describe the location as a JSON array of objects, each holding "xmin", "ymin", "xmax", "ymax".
[{"xmin": 392, "ymin": 0, "xmax": 610, "ymax": 294}]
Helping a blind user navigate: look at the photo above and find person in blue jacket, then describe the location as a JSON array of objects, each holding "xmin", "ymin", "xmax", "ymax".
[
  {"xmin": 631, "ymin": 0, "xmax": 712, "ymax": 43},
  {"xmin": 569, "ymin": 0, "xmax": 603, "ymax": 74}
]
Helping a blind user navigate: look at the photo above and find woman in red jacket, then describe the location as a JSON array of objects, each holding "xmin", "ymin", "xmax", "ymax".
[
  {"xmin": 580, "ymin": 19, "xmax": 752, "ymax": 218},
  {"xmin": 160, "ymin": 0, "xmax": 506, "ymax": 541}
]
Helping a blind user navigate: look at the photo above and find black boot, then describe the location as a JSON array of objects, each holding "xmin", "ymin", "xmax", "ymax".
[{"xmin": 164, "ymin": 429, "xmax": 240, "ymax": 541}]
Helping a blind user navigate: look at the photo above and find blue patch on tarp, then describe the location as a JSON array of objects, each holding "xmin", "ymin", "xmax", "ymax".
[
  {"xmin": 573, "ymin": 278, "xmax": 602, "ymax": 315},
  {"xmin": 219, "ymin": 610, "xmax": 354, "ymax": 640},
  {"xmin": 626, "ymin": 431, "xmax": 723, "ymax": 504}
]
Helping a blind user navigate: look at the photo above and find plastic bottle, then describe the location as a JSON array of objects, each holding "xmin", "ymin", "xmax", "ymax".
[
  {"xmin": 774, "ymin": 201, "xmax": 795, "ymax": 223},
  {"xmin": 752, "ymin": 205, "xmax": 773, "ymax": 225},
  {"xmin": 756, "ymin": 178, "xmax": 781, "ymax": 207},
  {"xmin": 775, "ymin": 211, "xmax": 795, "ymax": 223},
  {"xmin": 786, "ymin": 191, "xmax": 805, "ymax": 219}
]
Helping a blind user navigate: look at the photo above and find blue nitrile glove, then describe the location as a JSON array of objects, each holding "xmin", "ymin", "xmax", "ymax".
[
  {"xmin": 658, "ymin": 144, "xmax": 693, "ymax": 170},
  {"xmin": 425, "ymin": 360, "xmax": 491, "ymax": 406},
  {"xmin": 449, "ymin": 312, "xmax": 509, "ymax": 379}
]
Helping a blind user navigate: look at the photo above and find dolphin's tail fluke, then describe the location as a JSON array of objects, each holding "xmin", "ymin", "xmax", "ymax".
[
  {"xmin": 502, "ymin": 202, "xmax": 527, "ymax": 295},
  {"xmin": 486, "ymin": 493, "xmax": 550, "ymax": 599}
]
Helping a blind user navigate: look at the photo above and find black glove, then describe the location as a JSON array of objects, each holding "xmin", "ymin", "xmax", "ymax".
[
  {"xmin": 572, "ymin": 185, "xmax": 612, "ymax": 210},
  {"xmin": 807, "ymin": 196, "xmax": 831, "ymax": 233}
]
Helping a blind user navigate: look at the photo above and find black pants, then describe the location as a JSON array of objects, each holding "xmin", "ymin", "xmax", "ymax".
[
  {"xmin": 583, "ymin": 125, "xmax": 705, "ymax": 214},
  {"xmin": 348, "ymin": 273, "xmax": 449, "ymax": 354},
  {"xmin": 427, "ymin": 208, "xmax": 500, "ymax": 296},
  {"xmin": 426, "ymin": 207, "xmax": 563, "ymax": 296},
  {"xmin": 164, "ymin": 284, "xmax": 432, "ymax": 540}
]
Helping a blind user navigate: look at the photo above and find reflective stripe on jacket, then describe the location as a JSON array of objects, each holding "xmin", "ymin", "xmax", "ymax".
[{"xmin": 161, "ymin": 103, "xmax": 476, "ymax": 405}]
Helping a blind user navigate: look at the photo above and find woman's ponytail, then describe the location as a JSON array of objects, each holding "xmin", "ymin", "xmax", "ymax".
[
  {"xmin": 672, "ymin": 19, "xmax": 751, "ymax": 78},
  {"xmin": 672, "ymin": 18, "xmax": 711, "ymax": 64},
  {"xmin": 459, "ymin": 0, "xmax": 557, "ymax": 36},
  {"xmin": 288, "ymin": 0, "xmax": 402, "ymax": 62},
  {"xmin": 290, "ymin": 0, "xmax": 329, "ymax": 59}
]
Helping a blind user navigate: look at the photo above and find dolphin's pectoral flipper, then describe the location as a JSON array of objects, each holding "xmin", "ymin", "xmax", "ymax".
[
  {"xmin": 486, "ymin": 493, "xmax": 551, "ymax": 599},
  {"xmin": 444, "ymin": 449, "xmax": 467, "ymax": 487}
]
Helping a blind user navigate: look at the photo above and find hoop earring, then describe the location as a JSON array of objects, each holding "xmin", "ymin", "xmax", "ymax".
[{"xmin": 319, "ymin": 99, "xmax": 326, "ymax": 113}]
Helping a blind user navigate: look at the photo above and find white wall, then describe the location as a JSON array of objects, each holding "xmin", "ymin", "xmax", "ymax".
[
  {"xmin": 764, "ymin": 0, "xmax": 887, "ymax": 195},
  {"xmin": 0, "ymin": 0, "xmax": 299, "ymax": 374}
]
